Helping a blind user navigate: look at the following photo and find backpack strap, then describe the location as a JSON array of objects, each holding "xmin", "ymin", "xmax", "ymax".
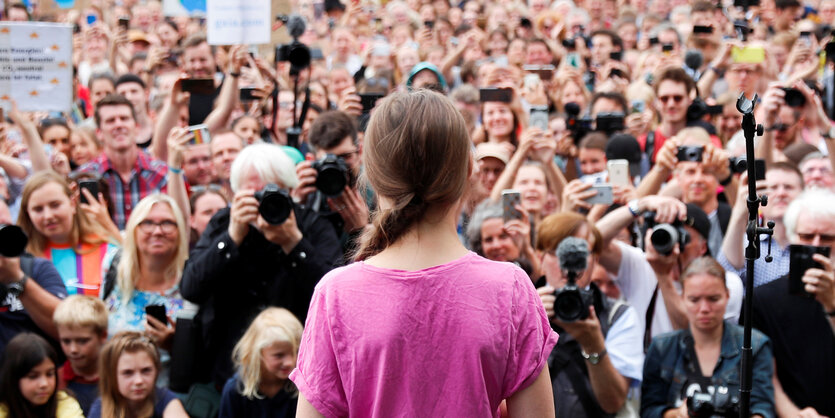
[{"xmin": 644, "ymin": 130, "xmax": 656, "ymax": 164}]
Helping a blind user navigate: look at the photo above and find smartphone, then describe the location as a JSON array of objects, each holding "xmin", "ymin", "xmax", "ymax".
[
  {"xmin": 524, "ymin": 73, "xmax": 541, "ymax": 91},
  {"xmin": 754, "ymin": 159, "xmax": 766, "ymax": 181},
  {"xmin": 693, "ymin": 25, "xmax": 714, "ymax": 34},
  {"xmin": 649, "ymin": 36, "xmax": 659, "ymax": 46},
  {"xmin": 181, "ymin": 78, "xmax": 215, "ymax": 95},
  {"xmin": 78, "ymin": 180, "xmax": 99, "ymax": 204},
  {"xmin": 800, "ymin": 31, "xmax": 812, "ymax": 46},
  {"xmin": 501, "ymin": 190, "xmax": 522, "ymax": 222},
  {"xmin": 566, "ymin": 52, "xmax": 581, "ymax": 68},
  {"xmin": 359, "ymin": 93, "xmax": 384, "ymax": 114},
  {"xmin": 585, "ymin": 184, "xmax": 614, "ymax": 205},
  {"xmin": 731, "ymin": 46, "xmax": 765, "ymax": 64},
  {"xmin": 73, "ymin": 23, "xmax": 81, "ymax": 34},
  {"xmin": 662, "ymin": 43, "xmax": 674, "ymax": 54},
  {"xmin": 522, "ymin": 64, "xmax": 555, "ymax": 80},
  {"xmin": 187, "ymin": 124, "xmax": 210, "ymax": 145},
  {"xmin": 86, "ymin": 14, "xmax": 97, "ymax": 25},
  {"xmin": 595, "ymin": 113, "xmax": 625, "ymax": 132},
  {"xmin": 424, "ymin": 20, "xmax": 435, "ymax": 29},
  {"xmin": 479, "ymin": 87, "xmax": 513, "ymax": 103},
  {"xmin": 314, "ymin": 1, "xmax": 324, "ymax": 20},
  {"xmin": 529, "ymin": 106, "xmax": 549, "ymax": 131},
  {"xmin": 781, "ymin": 87, "xmax": 807, "ymax": 108},
  {"xmin": 607, "ymin": 160, "xmax": 630, "ymax": 186},
  {"xmin": 240, "ymin": 87, "xmax": 258, "ymax": 101},
  {"xmin": 145, "ymin": 304, "xmax": 168, "ymax": 325},
  {"xmin": 789, "ymin": 245, "xmax": 831, "ymax": 296},
  {"xmin": 677, "ymin": 145, "xmax": 704, "ymax": 162},
  {"xmin": 118, "ymin": 16, "xmax": 130, "ymax": 30},
  {"xmin": 631, "ymin": 99, "xmax": 645, "ymax": 114},
  {"xmin": 609, "ymin": 51, "xmax": 623, "ymax": 61}
]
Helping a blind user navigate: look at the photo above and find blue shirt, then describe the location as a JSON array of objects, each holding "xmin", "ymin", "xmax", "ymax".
[
  {"xmin": 88, "ymin": 388, "xmax": 178, "ymax": 418},
  {"xmin": 641, "ymin": 323, "xmax": 775, "ymax": 418},
  {"xmin": 219, "ymin": 374, "xmax": 298, "ymax": 418}
]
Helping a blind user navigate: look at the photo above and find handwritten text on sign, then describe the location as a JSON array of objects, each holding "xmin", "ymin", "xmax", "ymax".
[{"xmin": 0, "ymin": 23, "xmax": 72, "ymax": 113}]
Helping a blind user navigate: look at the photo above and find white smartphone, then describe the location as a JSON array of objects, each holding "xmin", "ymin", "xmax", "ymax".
[{"xmin": 607, "ymin": 159, "xmax": 630, "ymax": 187}]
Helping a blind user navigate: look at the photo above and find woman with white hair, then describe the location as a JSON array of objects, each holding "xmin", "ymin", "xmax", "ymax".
[{"xmin": 180, "ymin": 143, "xmax": 342, "ymax": 388}]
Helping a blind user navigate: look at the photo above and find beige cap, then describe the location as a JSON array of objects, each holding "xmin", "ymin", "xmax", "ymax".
[{"xmin": 475, "ymin": 142, "xmax": 511, "ymax": 165}]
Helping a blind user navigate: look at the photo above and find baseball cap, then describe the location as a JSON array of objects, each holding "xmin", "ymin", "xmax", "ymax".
[
  {"xmin": 475, "ymin": 143, "xmax": 511, "ymax": 165},
  {"xmin": 684, "ymin": 203, "xmax": 712, "ymax": 245}
]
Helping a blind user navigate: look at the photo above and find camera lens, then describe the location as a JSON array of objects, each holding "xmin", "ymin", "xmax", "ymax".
[
  {"xmin": 313, "ymin": 155, "xmax": 349, "ymax": 197},
  {"xmin": 254, "ymin": 185, "xmax": 293, "ymax": 225},
  {"xmin": 651, "ymin": 224, "xmax": 680, "ymax": 255},
  {"xmin": 555, "ymin": 291, "xmax": 585, "ymax": 321},
  {"xmin": 0, "ymin": 224, "xmax": 28, "ymax": 257}
]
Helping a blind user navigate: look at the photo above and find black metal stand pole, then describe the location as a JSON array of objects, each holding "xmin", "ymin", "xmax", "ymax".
[{"xmin": 736, "ymin": 94, "xmax": 772, "ymax": 418}]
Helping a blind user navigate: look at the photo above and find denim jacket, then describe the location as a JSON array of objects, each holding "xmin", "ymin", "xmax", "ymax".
[{"xmin": 641, "ymin": 322, "xmax": 775, "ymax": 418}]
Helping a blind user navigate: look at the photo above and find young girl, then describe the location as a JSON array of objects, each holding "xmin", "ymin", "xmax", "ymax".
[
  {"xmin": 219, "ymin": 308, "xmax": 304, "ymax": 418},
  {"xmin": 291, "ymin": 90, "xmax": 558, "ymax": 416},
  {"xmin": 0, "ymin": 333, "xmax": 84, "ymax": 418},
  {"xmin": 88, "ymin": 331, "xmax": 188, "ymax": 418}
]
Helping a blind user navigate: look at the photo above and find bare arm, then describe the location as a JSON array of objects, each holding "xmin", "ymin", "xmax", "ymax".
[
  {"xmin": 490, "ymin": 140, "xmax": 534, "ymax": 202},
  {"xmin": 165, "ymin": 128, "xmax": 193, "ymax": 227},
  {"xmin": 9, "ymin": 104, "xmax": 49, "ymax": 173},
  {"xmin": 162, "ymin": 398, "xmax": 189, "ymax": 418},
  {"xmin": 152, "ymin": 77, "xmax": 190, "ymax": 162},
  {"xmin": 204, "ymin": 45, "xmax": 247, "ymax": 134},
  {"xmin": 506, "ymin": 364, "xmax": 556, "ymax": 417},
  {"xmin": 19, "ymin": 275, "xmax": 63, "ymax": 339},
  {"xmin": 296, "ymin": 393, "xmax": 327, "ymax": 418},
  {"xmin": 656, "ymin": 270, "xmax": 688, "ymax": 330}
]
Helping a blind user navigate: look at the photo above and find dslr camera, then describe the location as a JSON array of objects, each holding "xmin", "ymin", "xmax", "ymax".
[
  {"xmin": 254, "ymin": 184, "xmax": 294, "ymax": 225},
  {"xmin": 686, "ymin": 386, "xmax": 740, "ymax": 418},
  {"xmin": 677, "ymin": 145, "xmax": 704, "ymax": 162},
  {"xmin": 644, "ymin": 212, "xmax": 691, "ymax": 255},
  {"xmin": 0, "ymin": 224, "xmax": 28, "ymax": 257},
  {"xmin": 553, "ymin": 282, "xmax": 595, "ymax": 322},
  {"xmin": 312, "ymin": 154, "xmax": 349, "ymax": 197}
]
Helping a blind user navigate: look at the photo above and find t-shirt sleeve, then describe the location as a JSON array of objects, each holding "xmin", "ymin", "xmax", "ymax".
[
  {"xmin": 154, "ymin": 388, "xmax": 178, "ymax": 415},
  {"xmin": 289, "ymin": 281, "xmax": 349, "ymax": 417},
  {"xmin": 32, "ymin": 258, "xmax": 67, "ymax": 299},
  {"xmin": 501, "ymin": 268, "xmax": 559, "ymax": 399},
  {"xmin": 604, "ymin": 305, "xmax": 645, "ymax": 382}
]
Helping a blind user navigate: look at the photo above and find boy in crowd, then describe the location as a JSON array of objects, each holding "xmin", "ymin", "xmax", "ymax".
[{"xmin": 53, "ymin": 295, "xmax": 108, "ymax": 416}]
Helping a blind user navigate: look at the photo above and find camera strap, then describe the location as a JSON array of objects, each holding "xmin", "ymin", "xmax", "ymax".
[
  {"xmin": 549, "ymin": 346, "xmax": 610, "ymax": 417},
  {"xmin": 644, "ymin": 286, "xmax": 659, "ymax": 352},
  {"xmin": 644, "ymin": 131, "xmax": 656, "ymax": 164}
]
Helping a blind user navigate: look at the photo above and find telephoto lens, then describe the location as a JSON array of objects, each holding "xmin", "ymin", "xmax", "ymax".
[
  {"xmin": 253, "ymin": 184, "xmax": 294, "ymax": 225},
  {"xmin": 0, "ymin": 224, "xmax": 28, "ymax": 257}
]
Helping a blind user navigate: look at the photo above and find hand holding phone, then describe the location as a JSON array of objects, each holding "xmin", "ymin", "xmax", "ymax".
[
  {"xmin": 789, "ymin": 245, "xmax": 831, "ymax": 297},
  {"xmin": 78, "ymin": 180, "xmax": 100, "ymax": 204},
  {"xmin": 145, "ymin": 304, "xmax": 168, "ymax": 325},
  {"xmin": 502, "ymin": 190, "xmax": 522, "ymax": 222}
]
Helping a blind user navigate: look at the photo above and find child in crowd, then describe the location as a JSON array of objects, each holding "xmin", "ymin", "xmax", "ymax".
[
  {"xmin": 0, "ymin": 333, "xmax": 84, "ymax": 417},
  {"xmin": 88, "ymin": 331, "xmax": 188, "ymax": 418},
  {"xmin": 220, "ymin": 308, "xmax": 303, "ymax": 418},
  {"xmin": 53, "ymin": 295, "xmax": 109, "ymax": 415}
]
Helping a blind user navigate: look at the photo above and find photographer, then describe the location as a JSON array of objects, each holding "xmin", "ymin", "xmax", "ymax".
[
  {"xmin": 535, "ymin": 212, "xmax": 644, "ymax": 416},
  {"xmin": 291, "ymin": 111, "xmax": 369, "ymax": 257},
  {"xmin": 595, "ymin": 196, "xmax": 743, "ymax": 342},
  {"xmin": 751, "ymin": 189, "xmax": 835, "ymax": 417},
  {"xmin": 180, "ymin": 143, "xmax": 341, "ymax": 387},
  {"xmin": 641, "ymin": 257, "xmax": 774, "ymax": 418}
]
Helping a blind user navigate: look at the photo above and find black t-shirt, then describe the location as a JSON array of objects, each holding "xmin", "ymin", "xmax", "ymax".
[{"xmin": 751, "ymin": 276, "xmax": 835, "ymax": 416}]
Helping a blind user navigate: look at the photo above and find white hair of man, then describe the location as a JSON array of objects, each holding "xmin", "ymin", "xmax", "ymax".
[
  {"xmin": 783, "ymin": 188, "xmax": 835, "ymax": 239},
  {"xmin": 229, "ymin": 143, "xmax": 299, "ymax": 193}
]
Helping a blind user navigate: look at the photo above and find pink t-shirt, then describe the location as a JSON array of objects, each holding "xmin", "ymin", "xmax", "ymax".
[{"xmin": 289, "ymin": 252, "xmax": 558, "ymax": 417}]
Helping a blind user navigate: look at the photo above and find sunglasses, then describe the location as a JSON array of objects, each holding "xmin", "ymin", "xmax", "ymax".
[{"xmin": 658, "ymin": 95, "xmax": 684, "ymax": 104}]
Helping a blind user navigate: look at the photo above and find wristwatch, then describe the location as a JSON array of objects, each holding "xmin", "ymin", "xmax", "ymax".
[
  {"xmin": 627, "ymin": 199, "xmax": 642, "ymax": 217},
  {"xmin": 7, "ymin": 273, "xmax": 28, "ymax": 298},
  {"xmin": 581, "ymin": 348, "xmax": 608, "ymax": 365},
  {"xmin": 821, "ymin": 126, "xmax": 835, "ymax": 140}
]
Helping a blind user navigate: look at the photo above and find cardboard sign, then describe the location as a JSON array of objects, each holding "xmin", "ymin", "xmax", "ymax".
[
  {"xmin": 207, "ymin": 0, "xmax": 270, "ymax": 45},
  {"xmin": 0, "ymin": 23, "xmax": 73, "ymax": 113}
]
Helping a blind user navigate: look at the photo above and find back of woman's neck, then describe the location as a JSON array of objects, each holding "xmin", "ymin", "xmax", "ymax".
[{"xmin": 366, "ymin": 215, "xmax": 469, "ymax": 271}]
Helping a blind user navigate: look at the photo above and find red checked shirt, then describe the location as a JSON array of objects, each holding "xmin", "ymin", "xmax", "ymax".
[{"xmin": 77, "ymin": 151, "xmax": 168, "ymax": 230}]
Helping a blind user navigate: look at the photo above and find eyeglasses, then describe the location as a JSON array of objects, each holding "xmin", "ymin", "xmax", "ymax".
[
  {"xmin": 336, "ymin": 150, "xmax": 359, "ymax": 160},
  {"xmin": 190, "ymin": 184, "xmax": 223, "ymax": 194},
  {"xmin": 767, "ymin": 123, "xmax": 791, "ymax": 132},
  {"xmin": 138, "ymin": 220, "xmax": 178, "ymax": 234},
  {"xmin": 658, "ymin": 95, "xmax": 685, "ymax": 104}
]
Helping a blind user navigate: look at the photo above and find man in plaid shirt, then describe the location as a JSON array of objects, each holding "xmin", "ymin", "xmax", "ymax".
[{"xmin": 76, "ymin": 94, "xmax": 168, "ymax": 230}]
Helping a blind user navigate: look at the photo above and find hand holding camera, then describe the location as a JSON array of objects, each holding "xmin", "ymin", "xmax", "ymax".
[
  {"xmin": 791, "ymin": 245, "xmax": 835, "ymax": 312},
  {"xmin": 644, "ymin": 227, "xmax": 683, "ymax": 278},
  {"xmin": 228, "ymin": 189, "xmax": 260, "ymax": 245}
]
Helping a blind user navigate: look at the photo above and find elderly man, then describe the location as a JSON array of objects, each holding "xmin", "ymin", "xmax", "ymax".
[{"xmin": 752, "ymin": 189, "xmax": 835, "ymax": 418}]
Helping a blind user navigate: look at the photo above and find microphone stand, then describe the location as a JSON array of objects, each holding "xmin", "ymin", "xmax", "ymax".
[{"xmin": 736, "ymin": 93, "xmax": 773, "ymax": 418}]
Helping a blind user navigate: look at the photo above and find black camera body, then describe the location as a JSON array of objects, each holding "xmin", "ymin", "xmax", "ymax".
[
  {"xmin": 677, "ymin": 145, "xmax": 704, "ymax": 162},
  {"xmin": 0, "ymin": 224, "xmax": 28, "ymax": 257},
  {"xmin": 276, "ymin": 41, "xmax": 311, "ymax": 74},
  {"xmin": 553, "ymin": 282, "xmax": 595, "ymax": 322},
  {"xmin": 686, "ymin": 386, "xmax": 740, "ymax": 418},
  {"xmin": 595, "ymin": 112, "xmax": 625, "ymax": 134},
  {"xmin": 644, "ymin": 212, "xmax": 691, "ymax": 255},
  {"xmin": 254, "ymin": 184, "xmax": 294, "ymax": 225},
  {"xmin": 312, "ymin": 154, "xmax": 349, "ymax": 197}
]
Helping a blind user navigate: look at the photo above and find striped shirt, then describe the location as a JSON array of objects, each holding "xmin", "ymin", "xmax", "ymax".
[
  {"xmin": 41, "ymin": 241, "xmax": 120, "ymax": 297},
  {"xmin": 77, "ymin": 152, "xmax": 168, "ymax": 229}
]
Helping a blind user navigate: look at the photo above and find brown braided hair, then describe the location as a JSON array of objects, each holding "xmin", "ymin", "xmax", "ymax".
[{"xmin": 354, "ymin": 90, "xmax": 471, "ymax": 260}]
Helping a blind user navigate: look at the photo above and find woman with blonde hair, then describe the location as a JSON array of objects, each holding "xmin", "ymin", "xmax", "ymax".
[
  {"xmin": 88, "ymin": 331, "xmax": 188, "ymax": 418},
  {"xmin": 220, "ymin": 308, "xmax": 304, "ymax": 417},
  {"xmin": 105, "ymin": 194, "xmax": 189, "ymax": 357},
  {"xmin": 18, "ymin": 171, "xmax": 120, "ymax": 297}
]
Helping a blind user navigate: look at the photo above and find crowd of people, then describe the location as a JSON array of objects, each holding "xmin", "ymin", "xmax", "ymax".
[{"xmin": 0, "ymin": 0, "xmax": 834, "ymax": 415}]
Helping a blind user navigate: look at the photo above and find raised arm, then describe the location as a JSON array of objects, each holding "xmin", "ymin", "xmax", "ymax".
[
  {"xmin": 152, "ymin": 76, "xmax": 190, "ymax": 162},
  {"xmin": 203, "ymin": 45, "xmax": 247, "ymax": 134}
]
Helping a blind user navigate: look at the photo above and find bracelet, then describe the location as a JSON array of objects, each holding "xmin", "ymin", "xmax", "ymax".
[
  {"xmin": 708, "ymin": 64, "xmax": 725, "ymax": 78},
  {"xmin": 169, "ymin": 166, "xmax": 183, "ymax": 175}
]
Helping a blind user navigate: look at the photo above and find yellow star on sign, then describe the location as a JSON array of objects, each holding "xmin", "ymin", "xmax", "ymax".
[
  {"xmin": 50, "ymin": 78, "xmax": 59, "ymax": 84},
  {"xmin": 30, "ymin": 32, "xmax": 39, "ymax": 39},
  {"xmin": 29, "ymin": 90, "xmax": 38, "ymax": 96},
  {"xmin": 51, "ymin": 44, "xmax": 59, "ymax": 51},
  {"xmin": 0, "ymin": 28, "xmax": 9, "ymax": 34},
  {"xmin": 57, "ymin": 61, "xmax": 67, "ymax": 68}
]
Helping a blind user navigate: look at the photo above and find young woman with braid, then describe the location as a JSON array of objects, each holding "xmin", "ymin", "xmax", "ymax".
[{"xmin": 290, "ymin": 90, "xmax": 558, "ymax": 417}]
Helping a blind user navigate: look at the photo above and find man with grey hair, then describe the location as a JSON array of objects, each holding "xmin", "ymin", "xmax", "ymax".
[
  {"xmin": 752, "ymin": 189, "xmax": 835, "ymax": 418},
  {"xmin": 181, "ymin": 143, "xmax": 342, "ymax": 387},
  {"xmin": 799, "ymin": 152, "xmax": 835, "ymax": 190}
]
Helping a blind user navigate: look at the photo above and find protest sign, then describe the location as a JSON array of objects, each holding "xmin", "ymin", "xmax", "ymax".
[
  {"xmin": 0, "ymin": 23, "xmax": 72, "ymax": 113},
  {"xmin": 207, "ymin": 0, "xmax": 271, "ymax": 45},
  {"xmin": 164, "ymin": 0, "xmax": 207, "ymax": 17}
]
